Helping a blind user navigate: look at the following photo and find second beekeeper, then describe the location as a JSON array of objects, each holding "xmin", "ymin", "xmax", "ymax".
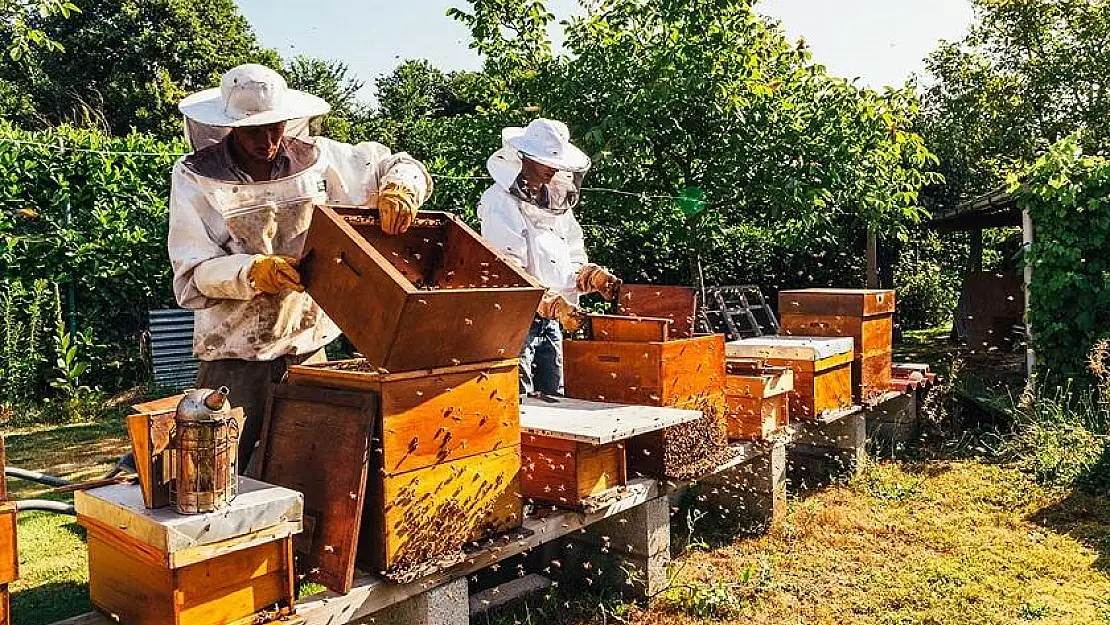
[
  {"xmin": 168, "ymin": 63, "xmax": 433, "ymax": 469},
  {"xmin": 479, "ymin": 118, "xmax": 621, "ymax": 396}
]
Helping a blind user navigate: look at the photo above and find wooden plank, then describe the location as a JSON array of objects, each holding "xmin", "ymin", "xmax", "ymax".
[
  {"xmin": 256, "ymin": 385, "xmax": 375, "ymax": 594},
  {"xmin": 125, "ymin": 412, "xmax": 174, "ymax": 509},
  {"xmin": 170, "ymin": 521, "xmax": 301, "ymax": 569},
  {"xmin": 296, "ymin": 480, "xmax": 661, "ymax": 625},
  {"xmin": 130, "ymin": 395, "xmax": 184, "ymax": 416},
  {"xmin": 74, "ymin": 479, "xmax": 302, "ymax": 559},
  {"xmin": 0, "ymin": 504, "xmax": 16, "ymax": 585},
  {"xmin": 371, "ymin": 445, "xmax": 522, "ymax": 575},
  {"xmin": 519, "ymin": 396, "xmax": 701, "ymax": 444},
  {"xmin": 617, "ymin": 284, "xmax": 697, "ymax": 339},
  {"xmin": 589, "ymin": 315, "xmax": 671, "ymax": 343}
]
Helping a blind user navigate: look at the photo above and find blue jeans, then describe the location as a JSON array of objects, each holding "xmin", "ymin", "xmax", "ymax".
[{"xmin": 519, "ymin": 317, "xmax": 563, "ymax": 396}]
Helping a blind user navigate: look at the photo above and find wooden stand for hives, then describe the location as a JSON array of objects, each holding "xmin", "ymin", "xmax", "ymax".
[{"xmin": 51, "ymin": 392, "xmax": 916, "ymax": 625}]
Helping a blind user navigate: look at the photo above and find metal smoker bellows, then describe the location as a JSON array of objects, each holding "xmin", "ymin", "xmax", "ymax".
[{"xmin": 172, "ymin": 387, "xmax": 239, "ymax": 514}]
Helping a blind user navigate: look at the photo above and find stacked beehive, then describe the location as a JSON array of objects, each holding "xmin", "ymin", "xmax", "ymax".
[
  {"xmin": 252, "ymin": 206, "xmax": 546, "ymax": 590},
  {"xmin": 564, "ymin": 315, "xmax": 734, "ymax": 479},
  {"xmin": 726, "ymin": 336, "xmax": 855, "ymax": 420},
  {"xmin": 724, "ymin": 360, "xmax": 793, "ymax": 441},
  {"xmin": 779, "ymin": 289, "xmax": 895, "ymax": 403}
]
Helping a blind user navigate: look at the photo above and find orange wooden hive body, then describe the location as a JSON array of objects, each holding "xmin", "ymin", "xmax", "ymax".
[
  {"xmin": 616, "ymin": 284, "xmax": 698, "ymax": 339},
  {"xmin": 565, "ymin": 316, "xmax": 732, "ymax": 479},
  {"xmin": 521, "ymin": 436, "xmax": 626, "ymax": 509},
  {"xmin": 726, "ymin": 337, "xmax": 854, "ymax": 420},
  {"xmin": 258, "ymin": 360, "xmax": 523, "ymax": 589},
  {"xmin": 724, "ymin": 360, "xmax": 794, "ymax": 441},
  {"xmin": 75, "ymin": 480, "xmax": 302, "ymax": 625},
  {"xmin": 779, "ymin": 288, "xmax": 895, "ymax": 403},
  {"xmin": 300, "ymin": 206, "xmax": 545, "ymax": 372}
]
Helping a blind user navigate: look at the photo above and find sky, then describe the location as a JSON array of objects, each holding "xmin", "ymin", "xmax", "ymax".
[{"xmin": 236, "ymin": 0, "xmax": 976, "ymax": 97}]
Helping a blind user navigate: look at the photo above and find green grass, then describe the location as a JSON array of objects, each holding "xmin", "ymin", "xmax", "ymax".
[{"xmin": 5, "ymin": 414, "xmax": 130, "ymax": 625}]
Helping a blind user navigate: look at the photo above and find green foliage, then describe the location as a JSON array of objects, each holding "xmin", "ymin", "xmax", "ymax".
[
  {"xmin": 0, "ymin": 0, "xmax": 79, "ymax": 61},
  {"xmin": 1012, "ymin": 136, "xmax": 1110, "ymax": 379},
  {"xmin": 283, "ymin": 55, "xmax": 372, "ymax": 144},
  {"xmin": 0, "ymin": 120, "xmax": 185, "ymax": 392},
  {"xmin": 894, "ymin": 229, "xmax": 963, "ymax": 330},
  {"xmin": 0, "ymin": 279, "xmax": 52, "ymax": 409},
  {"xmin": 922, "ymin": 0, "xmax": 1110, "ymax": 206},
  {"xmin": 0, "ymin": 0, "xmax": 279, "ymax": 137}
]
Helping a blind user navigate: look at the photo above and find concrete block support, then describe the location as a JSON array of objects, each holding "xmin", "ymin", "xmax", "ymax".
[
  {"xmin": 369, "ymin": 578, "xmax": 469, "ymax": 625},
  {"xmin": 580, "ymin": 495, "xmax": 671, "ymax": 601},
  {"xmin": 791, "ymin": 412, "xmax": 867, "ymax": 485},
  {"xmin": 866, "ymin": 392, "xmax": 918, "ymax": 455},
  {"xmin": 698, "ymin": 440, "xmax": 787, "ymax": 533}
]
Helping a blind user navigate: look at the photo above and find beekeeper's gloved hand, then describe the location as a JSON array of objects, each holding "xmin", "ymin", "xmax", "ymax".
[
  {"xmin": 249, "ymin": 255, "xmax": 304, "ymax": 294},
  {"xmin": 378, "ymin": 183, "xmax": 419, "ymax": 235},
  {"xmin": 538, "ymin": 292, "xmax": 586, "ymax": 333},
  {"xmin": 576, "ymin": 264, "xmax": 622, "ymax": 301}
]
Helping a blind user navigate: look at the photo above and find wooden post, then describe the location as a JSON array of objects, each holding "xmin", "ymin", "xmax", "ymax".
[
  {"xmin": 0, "ymin": 436, "xmax": 12, "ymax": 625},
  {"xmin": 969, "ymin": 228, "xmax": 983, "ymax": 274},
  {"xmin": 866, "ymin": 228, "xmax": 879, "ymax": 288},
  {"xmin": 1022, "ymin": 209, "xmax": 1036, "ymax": 377}
]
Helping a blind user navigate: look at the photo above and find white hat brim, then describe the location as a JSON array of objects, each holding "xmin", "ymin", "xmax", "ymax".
[
  {"xmin": 179, "ymin": 87, "xmax": 332, "ymax": 127},
  {"xmin": 502, "ymin": 126, "xmax": 591, "ymax": 173}
]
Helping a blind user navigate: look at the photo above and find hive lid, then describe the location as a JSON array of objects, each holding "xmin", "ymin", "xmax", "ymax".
[
  {"xmin": 725, "ymin": 336, "xmax": 854, "ymax": 361},
  {"xmin": 75, "ymin": 477, "xmax": 303, "ymax": 560},
  {"xmin": 520, "ymin": 396, "xmax": 701, "ymax": 444}
]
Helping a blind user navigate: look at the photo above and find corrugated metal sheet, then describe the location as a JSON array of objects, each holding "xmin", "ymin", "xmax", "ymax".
[{"xmin": 149, "ymin": 309, "xmax": 198, "ymax": 391}]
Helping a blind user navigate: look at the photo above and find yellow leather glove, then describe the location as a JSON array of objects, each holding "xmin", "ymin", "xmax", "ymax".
[
  {"xmin": 377, "ymin": 183, "xmax": 419, "ymax": 235},
  {"xmin": 249, "ymin": 255, "xmax": 304, "ymax": 295},
  {"xmin": 575, "ymin": 264, "xmax": 622, "ymax": 301},
  {"xmin": 538, "ymin": 292, "xmax": 586, "ymax": 333}
]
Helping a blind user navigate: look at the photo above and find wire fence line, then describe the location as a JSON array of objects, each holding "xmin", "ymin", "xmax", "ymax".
[{"xmin": 0, "ymin": 136, "xmax": 701, "ymax": 205}]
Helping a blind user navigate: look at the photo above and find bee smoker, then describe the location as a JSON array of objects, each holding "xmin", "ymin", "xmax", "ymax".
[{"xmin": 172, "ymin": 387, "xmax": 240, "ymax": 514}]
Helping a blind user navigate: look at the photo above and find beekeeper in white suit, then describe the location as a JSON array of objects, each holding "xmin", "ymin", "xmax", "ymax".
[
  {"xmin": 479, "ymin": 119, "xmax": 621, "ymax": 396},
  {"xmin": 168, "ymin": 63, "xmax": 433, "ymax": 469}
]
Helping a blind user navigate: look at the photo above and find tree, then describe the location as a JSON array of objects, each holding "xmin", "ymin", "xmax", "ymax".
[
  {"xmin": 0, "ymin": 0, "xmax": 79, "ymax": 61},
  {"xmin": 921, "ymin": 0, "xmax": 1110, "ymax": 207},
  {"xmin": 451, "ymin": 0, "xmax": 941, "ymax": 287},
  {"xmin": 1, "ymin": 0, "xmax": 279, "ymax": 137},
  {"xmin": 284, "ymin": 55, "xmax": 371, "ymax": 143}
]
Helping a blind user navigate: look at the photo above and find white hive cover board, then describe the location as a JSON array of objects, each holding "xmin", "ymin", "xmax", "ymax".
[{"xmin": 520, "ymin": 396, "xmax": 702, "ymax": 445}]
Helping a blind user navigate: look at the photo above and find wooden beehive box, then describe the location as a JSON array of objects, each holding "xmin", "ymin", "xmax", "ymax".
[
  {"xmin": 75, "ymin": 479, "xmax": 302, "ymax": 625},
  {"xmin": 519, "ymin": 397, "xmax": 700, "ymax": 509},
  {"xmin": 779, "ymin": 288, "xmax": 895, "ymax": 403},
  {"xmin": 726, "ymin": 337, "xmax": 854, "ymax": 420},
  {"xmin": 617, "ymin": 284, "xmax": 698, "ymax": 339},
  {"xmin": 725, "ymin": 360, "xmax": 794, "ymax": 441},
  {"xmin": 564, "ymin": 318, "xmax": 733, "ymax": 479},
  {"xmin": 301, "ymin": 205, "xmax": 546, "ymax": 373},
  {"xmin": 260, "ymin": 359, "xmax": 522, "ymax": 588}
]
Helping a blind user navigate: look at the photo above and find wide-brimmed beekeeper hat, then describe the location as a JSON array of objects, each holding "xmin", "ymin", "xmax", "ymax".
[
  {"xmin": 179, "ymin": 64, "xmax": 331, "ymax": 128},
  {"xmin": 502, "ymin": 119, "xmax": 591, "ymax": 173}
]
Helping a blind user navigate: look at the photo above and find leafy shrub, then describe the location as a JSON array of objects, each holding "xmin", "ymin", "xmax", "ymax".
[
  {"xmin": 0, "ymin": 121, "xmax": 185, "ymax": 393},
  {"xmin": 1013, "ymin": 136, "xmax": 1110, "ymax": 380}
]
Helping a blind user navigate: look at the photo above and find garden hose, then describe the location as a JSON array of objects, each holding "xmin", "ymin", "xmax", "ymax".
[
  {"xmin": 4, "ymin": 466, "xmax": 73, "ymax": 488},
  {"xmin": 14, "ymin": 500, "xmax": 75, "ymax": 515}
]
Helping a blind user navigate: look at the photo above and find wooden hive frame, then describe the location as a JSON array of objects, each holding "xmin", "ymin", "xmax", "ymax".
[{"xmin": 301, "ymin": 206, "xmax": 546, "ymax": 373}]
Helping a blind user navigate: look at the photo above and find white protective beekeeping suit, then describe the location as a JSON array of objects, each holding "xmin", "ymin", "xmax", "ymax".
[
  {"xmin": 478, "ymin": 119, "xmax": 592, "ymax": 305},
  {"xmin": 168, "ymin": 64, "xmax": 433, "ymax": 361}
]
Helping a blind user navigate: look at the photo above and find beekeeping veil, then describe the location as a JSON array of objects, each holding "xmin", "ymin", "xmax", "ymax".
[
  {"xmin": 179, "ymin": 64, "xmax": 331, "ymax": 151},
  {"xmin": 487, "ymin": 118, "xmax": 591, "ymax": 215}
]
